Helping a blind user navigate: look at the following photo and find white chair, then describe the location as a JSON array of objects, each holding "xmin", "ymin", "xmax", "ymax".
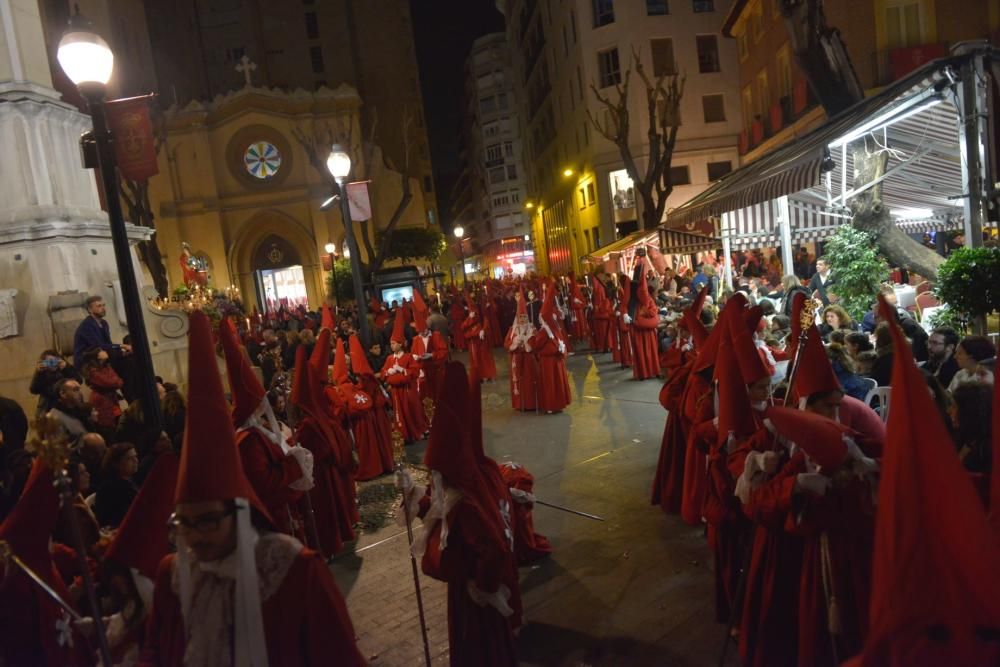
[
  {"xmin": 864, "ymin": 386, "xmax": 891, "ymax": 423},
  {"xmin": 861, "ymin": 377, "xmax": 877, "ymax": 394}
]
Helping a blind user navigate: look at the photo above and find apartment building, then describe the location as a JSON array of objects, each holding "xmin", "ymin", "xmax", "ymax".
[
  {"xmin": 452, "ymin": 33, "xmax": 534, "ymax": 277},
  {"xmin": 500, "ymin": 0, "xmax": 741, "ymax": 274},
  {"xmin": 725, "ymin": 0, "xmax": 1000, "ymax": 162}
]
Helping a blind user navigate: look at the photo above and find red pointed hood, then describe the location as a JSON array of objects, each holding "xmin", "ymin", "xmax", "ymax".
[
  {"xmin": 694, "ymin": 293, "xmax": 747, "ymax": 373},
  {"xmin": 786, "ymin": 291, "xmax": 809, "ymax": 360},
  {"xmin": 730, "ymin": 312, "xmax": 770, "ymax": 385},
  {"xmin": 742, "ymin": 305, "xmax": 764, "ymax": 333},
  {"xmin": 0, "ymin": 458, "xmax": 60, "ymax": 570},
  {"xmin": 321, "ymin": 304, "xmax": 335, "ymax": 330},
  {"xmin": 763, "ymin": 406, "xmax": 850, "ymax": 470},
  {"xmin": 715, "ymin": 340, "xmax": 757, "ymax": 448},
  {"xmin": 635, "ymin": 262, "xmax": 655, "ymax": 309},
  {"xmin": 291, "ymin": 343, "xmax": 322, "ymax": 420},
  {"xmin": 412, "ymin": 290, "xmax": 429, "ymax": 332},
  {"xmin": 569, "ymin": 276, "xmax": 586, "ymax": 307},
  {"xmin": 218, "ymin": 316, "xmax": 266, "ymax": 427},
  {"xmin": 177, "ymin": 311, "xmax": 262, "ymax": 508},
  {"xmin": 332, "ymin": 337, "xmax": 349, "ymax": 384},
  {"xmin": 993, "ymin": 363, "xmax": 1000, "ymax": 534},
  {"xmin": 683, "ymin": 285, "xmax": 711, "ymax": 347},
  {"xmin": 390, "ymin": 309, "xmax": 407, "ymax": 345},
  {"xmin": 424, "ymin": 362, "xmax": 479, "ymax": 489},
  {"xmin": 847, "ymin": 296, "xmax": 1000, "ymax": 665},
  {"xmin": 105, "ymin": 452, "xmax": 180, "ymax": 579},
  {"xmin": 309, "ymin": 328, "xmax": 332, "ymax": 384},
  {"xmin": 349, "ymin": 334, "xmax": 374, "ymax": 376},
  {"xmin": 791, "ymin": 323, "xmax": 840, "ymax": 402},
  {"xmin": 401, "ymin": 302, "xmax": 413, "ymax": 325}
]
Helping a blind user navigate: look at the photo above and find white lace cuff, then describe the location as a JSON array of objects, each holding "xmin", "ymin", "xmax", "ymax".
[
  {"xmin": 466, "ymin": 581, "xmax": 513, "ymax": 617},
  {"xmin": 734, "ymin": 450, "xmax": 769, "ymax": 505},
  {"xmin": 509, "ymin": 487, "xmax": 535, "ymax": 505},
  {"xmin": 287, "ymin": 446, "xmax": 315, "ymax": 491}
]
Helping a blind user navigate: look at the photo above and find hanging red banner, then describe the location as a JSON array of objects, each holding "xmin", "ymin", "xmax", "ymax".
[{"xmin": 104, "ymin": 94, "xmax": 159, "ymax": 181}]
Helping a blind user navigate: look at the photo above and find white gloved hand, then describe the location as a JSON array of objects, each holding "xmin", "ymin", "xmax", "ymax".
[
  {"xmin": 479, "ymin": 330, "xmax": 486, "ymax": 340},
  {"xmin": 795, "ymin": 472, "xmax": 831, "ymax": 496},
  {"xmin": 509, "ymin": 487, "xmax": 536, "ymax": 505},
  {"xmin": 557, "ymin": 340, "xmax": 566, "ymax": 355},
  {"xmin": 761, "ymin": 450, "xmax": 781, "ymax": 475},
  {"xmin": 623, "ymin": 314, "xmax": 633, "ymax": 325},
  {"xmin": 844, "ymin": 437, "xmax": 879, "ymax": 476}
]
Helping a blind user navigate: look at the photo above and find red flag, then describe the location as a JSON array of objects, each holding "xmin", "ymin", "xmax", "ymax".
[{"xmin": 104, "ymin": 94, "xmax": 159, "ymax": 181}]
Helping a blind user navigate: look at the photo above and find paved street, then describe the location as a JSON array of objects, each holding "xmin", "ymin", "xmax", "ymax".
[{"xmin": 331, "ymin": 348, "xmax": 738, "ymax": 666}]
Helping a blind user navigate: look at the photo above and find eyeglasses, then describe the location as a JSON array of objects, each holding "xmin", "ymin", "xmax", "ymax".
[{"xmin": 168, "ymin": 507, "xmax": 237, "ymax": 534}]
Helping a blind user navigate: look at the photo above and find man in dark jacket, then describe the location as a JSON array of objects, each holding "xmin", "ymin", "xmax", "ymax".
[
  {"xmin": 806, "ymin": 256, "xmax": 837, "ymax": 306},
  {"xmin": 73, "ymin": 296, "xmax": 131, "ymax": 368},
  {"xmin": 925, "ymin": 326, "xmax": 961, "ymax": 388}
]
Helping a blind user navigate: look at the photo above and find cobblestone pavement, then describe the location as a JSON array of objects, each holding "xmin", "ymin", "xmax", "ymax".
[{"xmin": 330, "ymin": 348, "xmax": 738, "ymax": 666}]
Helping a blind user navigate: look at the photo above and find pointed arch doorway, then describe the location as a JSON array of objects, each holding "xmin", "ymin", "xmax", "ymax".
[{"xmin": 251, "ymin": 235, "xmax": 308, "ymax": 312}]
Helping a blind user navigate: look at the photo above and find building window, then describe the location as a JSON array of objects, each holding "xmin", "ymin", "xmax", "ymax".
[
  {"xmin": 669, "ymin": 165, "xmax": 691, "ymax": 185},
  {"xmin": 484, "ymin": 122, "xmax": 500, "ymax": 138},
  {"xmin": 707, "ymin": 160, "xmax": 732, "ymax": 180},
  {"xmin": 592, "ymin": 0, "xmax": 615, "ymax": 27},
  {"xmin": 650, "ymin": 38, "xmax": 676, "ymax": 77},
  {"xmin": 741, "ymin": 85, "xmax": 754, "ymax": 132},
  {"xmin": 579, "ymin": 187, "xmax": 587, "ymax": 210},
  {"xmin": 498, "ymin": 93, "xmax": 509, "ymax": 110},
  {"xmin": 776, "ymin": 44, "xmax": 792, "ymax": 99},
  {"xmin": 751, "ymin": 2, "xmax": 764, "ymax": 42},
  {"xmin": 693, "ymin": 0, "xmax": 714, "ymax": 11},
  {"xmin": 486, "ymin": 143, "xmax": 503, "ymax": 163},
  {"xmin": 646, "ymin": 0, "xmax": 669, "ymax": 15},
  {"xmin": 480, "ymin": 96, "xmax": 496, "ymax": 113},
  {"xmin": 885, "ymin": 1, "xmax": 923, "ymax": 49},
  {"xmin": 587, "ymin": 182, "xmax": 596, "ymax": 206},
  {"xmin": 423, "ymin": 176, "xmax": 433, "ymax": 193},
  {"xmin": 756, "ymin": 69, "xmax": 769, "ymax": 118},
  {"xmin": 583, "ymin": 120, "xmax": 590, "ymax": 146},
  {"xmin": 592, "ymin": 228, "xmax": 601, "ymax": 248},
  {"xmin": 696, "ymin": 35, "xmax": 720, "ymax": 73},
  {"xmin": 511, "ymin": 191, "xmax": 521, "ymax": 203},
  {"xmin": 702, "ymin": 94, "xmax": 726, "ymax": 123},
  {"xmin": 737, "ymin": 31, "xmax": 749, "ymax": 62},
  {"xmin": 489, "ymin": 167, "xmax": 506, "ymax": 184},
  {"xmin": 309, "ymin": 46, "xmax": 324, "ymax": 73},
  {"xmin": 597, "ymin": 48, "xmax": 621, "ymax": 88},
  {"xmin": 507, "ymin": 164, "xmax": 518, "ymax": 179},
  {"xmin": 609, "ymin": 169, "xmax": 635, "ymax": 210},
  {"xmin": 504, "ymin": 141, "xmax": 514, "ymax": 157},
  {"xmin": 304, "ymin": 12, "xmax": 319, "ymax": 39}
]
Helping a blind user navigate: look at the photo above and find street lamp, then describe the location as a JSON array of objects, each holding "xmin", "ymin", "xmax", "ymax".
[
  {"xmin": 58, "ymin": 14, "xmax": 162, "ymax": 434},
  {"xmin": 325, "ymin": 144, "xmax": 370, "ymax": 344},
  {"xmin": 453, "ymin": 225, "xmax": 467, "ymax": 286},
  {"xmin": 55, "ymin": 14, "xmax": 137, "ymax": 666},
  {"xmin": 324, "ymin": 242, "xmax": 340, "ymax": 311}
]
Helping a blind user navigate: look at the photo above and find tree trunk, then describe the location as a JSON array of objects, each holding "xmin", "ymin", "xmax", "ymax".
[
  {"xmin": 641, "ymin": 189, "xmax": 660, "ymax": 231},
  {"xmin": 122, "ymin": 180, "xmax": 169, "ymax": 297},
  {"xmin": 850, "ymin": 143, "xmax": 944, "ymax": 280}
]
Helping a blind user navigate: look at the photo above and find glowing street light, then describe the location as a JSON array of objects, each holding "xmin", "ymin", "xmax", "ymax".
[
  {"xmin": 453, "ymin": 226, "xmax": 467, "ymax": 286},
  {"xmin": 562, "ymin": 168, "xmax": 574, "ymax": 178},
  {"xmin": 324, "ymin": 144, "xmax": 369, "ymax": 343}
]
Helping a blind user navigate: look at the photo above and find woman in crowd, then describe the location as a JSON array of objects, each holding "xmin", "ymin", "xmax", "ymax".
[
  {"xmin": 818, "ymin": 304, "xmax": 856, "ymax": 340},
  {"xmin": 826, "ymin": 343, "xmax": 870, "ymax": 401},
  {"xmin": 94, "ymin": 442, "xmax": 139, "ymax": 528},
  {"xmin": 948, "ymin": 335, "xmax": 996, "ymax": 393},
  {"xmin": 53, "ymin": 456, "xmax": 101, "ymax": 554},
  {"xmin": 868, "ymin": 322, "xmax": 895, "ymax": 386},
  {"xmin": 778, "ymin": 275, "xmax": 810, "ymax": 316},
  {"xmin": 845, "ymin": 331, "xmax": 874, "ymax": 361}
]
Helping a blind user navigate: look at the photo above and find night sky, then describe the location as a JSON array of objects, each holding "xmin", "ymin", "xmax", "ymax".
[{"xmin": 411, "ymin": 0, "xmax": 505, "ymax": 227}]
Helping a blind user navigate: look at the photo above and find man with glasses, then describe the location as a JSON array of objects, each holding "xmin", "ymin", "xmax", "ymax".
[
  {"xmin": 140, "ymin": 311, "xmax": 363, "ymax": 666},
  {"xmin": 925, "ymin": 326, "xmax": 960, "ymax": 387}
]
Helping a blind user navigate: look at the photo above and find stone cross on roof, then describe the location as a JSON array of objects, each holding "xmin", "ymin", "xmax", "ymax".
[{"xmin": 236, "ymin": 55, "xmax": 257, "ymax": 88}]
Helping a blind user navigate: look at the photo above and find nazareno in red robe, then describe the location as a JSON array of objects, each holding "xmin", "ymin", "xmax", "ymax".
[
  {"xmin": 679, "ymin": 372, "xmax": 713, "ymax": 526},
  {"xmin": 411, "ymin": 331, "xmax": 449, "ymax": 402},
  {"xmin": 499, "ymin": 462, "xmax": 552, "ymax": 565},
  {"xmin": 338, "ymin": 378, "xmax": 393, "ymax": 481},
  {"xmin": 294, "ymin": 416, "xmax": 357, "ymax": 556},
  {"xmin": 236, "ymin": 429, "xmax": 304, "ymax": 536},
  {"xmin": 138, "ymin": 546, "xmax": 365, "ymax": 667},
  {"xmin": 630, "ymin": 310, "xmax": 660, "ymax": 381},
  {"xmin": 650, "ymin": 358, "xmax": 694, "ymax": 513},
  {"xmin": 506, "ymin": 325, "xmax": 539, "ymax": 412},
  {"xmin": 381, "ymin": 351, "xmax": 429, "ymax": 441},
  {"xmin": 528, "ymin": 327, "xmax": 571, "ymax": 413},
  {"xmin": 463, "ymin": 314, "xmax": 498, "ymax": 381},
  {"xmin": 449, "ymin": 302, "xmax": 467, "ymax": 350},
  {"xmin": 420, "ymin": 496, "xmax": 518, "ymax": 667}
]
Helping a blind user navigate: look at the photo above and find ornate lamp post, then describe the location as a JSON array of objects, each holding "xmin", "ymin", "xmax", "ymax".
[
  {"xmin": 326, "ymin": 146, "xmax": 370, "ymax": 344},
  {"xmin": 453, "ymin": 225, "xmax": 467, "ymax": 286},
  {"xmin": 324, "ymin": 241, "xmax": 340, "ymax": 312},
  {"xmin": 57, "ymin": 13, "xmax": 162, "ymax": 434}
]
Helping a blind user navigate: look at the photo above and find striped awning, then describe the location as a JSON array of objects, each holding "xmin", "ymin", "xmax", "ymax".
[
  {"xmin": 665, "ymin": 55, "xmax": 965, "ymax": 232},
  {"xmin": 659, "ymin": 227, "xmax": 720, "ymax": 254},
  {"xmin": 585, "ymin": 230, "xmax": 659, "ymax": 262}
]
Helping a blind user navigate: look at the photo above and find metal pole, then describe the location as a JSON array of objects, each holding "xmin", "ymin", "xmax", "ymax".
[
  {"xmin": 957, "ymin": 50, "xmax": 988, "ymax": 250},
  {"xmin": 83, "ymin": 87, "xmax": 162, "ymax": 434},
  {"xmin": 777, "ymin": 196, "xmax": 794, "ymax": 276},
  {"xmin": 336, "ymin": 179, "xmax": 371, "ymax": 346},
  {"xmin": 458, "ymin": 240, "xmax": 467, "ymax": 287},
  {"xmin": 329, "ymin": 251, "xmax": 340, "ymax": 312}
]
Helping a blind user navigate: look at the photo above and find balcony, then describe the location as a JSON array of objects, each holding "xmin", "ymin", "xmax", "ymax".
[
  {"xmin": 871, "ymin": 43, "xmax": 949, "ymax": 86},
  {"xmin": 769, "ymin": 102, "xmax": 784, "ymax": 135}
]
